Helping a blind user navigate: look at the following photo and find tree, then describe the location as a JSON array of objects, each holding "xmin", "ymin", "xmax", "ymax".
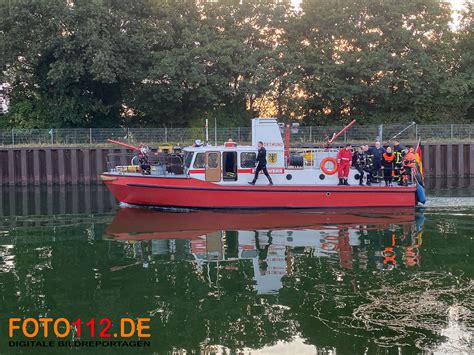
[
  {"xmin": 0, "ymin": 0, "xmax": 471, "ymax": 127},
  {"xmin": 296, "ymin": 0, "xmax": 457, "ymax": 124},
  {"xmin": 1, "ymin": 0, "xmax": 149, "ymax": 127},
  {"xmin": 440, "ymin": 2, "xmax": 474, "ymax": 122}
]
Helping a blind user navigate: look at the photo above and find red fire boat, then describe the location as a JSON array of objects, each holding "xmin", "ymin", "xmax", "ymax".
[{"xmin": 101, "ymin": 118, "xmax": 420, "ymax": 209}]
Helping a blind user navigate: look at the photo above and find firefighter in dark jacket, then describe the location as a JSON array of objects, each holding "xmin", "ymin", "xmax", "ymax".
[
  {"xmin": 362, "ymin": 144, "xmax": 374, "ymax": 185},
  {"xmin": 391, "ymin": 139, "xmax": 405, "ymax": 184},
  {"xmin": 352, "ymin": 146, "xmax": 367, "ymax": 186},
  {"xmin": 138, "ymin": 147, "xmax": 151, "ymax": 175},
  {"xmin": 249, "ymin": 141, "xmax": 274, "ymax": 185},
  {"xmin": 382, "ymin": 147, "xmax": 396, "ymax": 186},
  {"xmin": 368, "ymin": 141, "xmax": 386, "ymax": 180}
]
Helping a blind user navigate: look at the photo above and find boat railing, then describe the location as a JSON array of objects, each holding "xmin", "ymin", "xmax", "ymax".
[
  {"xmin": 106, "ymin": 151, "xmax": 184, "ymax": 175},
  {"xmin": 287, "ymin": 148, "xmax": 339, "ymax": 169},
  {"xmin": 106, "ymin": 151, "xmax": 137, "ymax": 172}
]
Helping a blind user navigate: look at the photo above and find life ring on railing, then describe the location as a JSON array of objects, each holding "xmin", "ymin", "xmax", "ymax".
[{"xmin": 320, "ymin": 157, "xmax": 338, "ymax": 175}]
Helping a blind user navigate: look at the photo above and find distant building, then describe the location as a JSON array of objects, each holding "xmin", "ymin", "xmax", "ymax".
[{"xmin": 0, "ymin": 84, "xmax": 10, "ymax": 114}]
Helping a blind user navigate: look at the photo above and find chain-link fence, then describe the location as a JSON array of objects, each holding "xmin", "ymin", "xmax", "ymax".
[{"xmin": 0, "ymin": 124, "xmax": 472, "ymax": 146}]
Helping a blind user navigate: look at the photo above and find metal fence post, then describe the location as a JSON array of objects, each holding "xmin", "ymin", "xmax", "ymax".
[
  {"xmin": 90, "ymin": 128, "xmax": 93, "ymax": 144},
  {"xmin": 415, "ymin": 124, "xmax": 418, "ymax": 140},
  {"xmin": 451, "ymin": 124, "xmax": 454, "ymax": 140},
  {"xmin": 214, "ymin": 117, "xmax": 217, "ymax": 146},
  {"xmin": 238, "ymin": 127, "xmax": 241, "ymax": 143},
  {"xmin": 344, "ymin": 130, "xmax": 347, "ymax": 142},
  {"xmin": 11, "ymin": 128, "xmax": 14, "ymax": 145},
  {"xmin": 309, "ymin": 126, "xmax": 312, "ymax": 142},
  {"xmin": 165, "ymin": 127, "xmax": 168, "ymax": 143}
]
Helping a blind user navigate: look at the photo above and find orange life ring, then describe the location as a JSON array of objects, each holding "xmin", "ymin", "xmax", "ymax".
[{"xmin": 320, "ymin": 157, "xmax": 338, "ymax": 175}]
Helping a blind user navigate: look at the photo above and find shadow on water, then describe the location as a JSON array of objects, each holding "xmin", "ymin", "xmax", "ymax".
[{"xmin": 0, "ymin": 179, "xmax": 472, "ymax": 354}]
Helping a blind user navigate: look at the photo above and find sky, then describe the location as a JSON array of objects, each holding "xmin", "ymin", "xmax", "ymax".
[{"xmin": 448, "ymin": 0, "xmax": 468, "ymax": 28}]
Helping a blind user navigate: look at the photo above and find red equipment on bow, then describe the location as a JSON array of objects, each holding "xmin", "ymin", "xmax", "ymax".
[
  {"xmin": 327, "ymin": 119, "xmax": 357, "ymax": 145},
  {"xmin": 107, "ymin": 139, "xmax": 142, "ymax": 152}
]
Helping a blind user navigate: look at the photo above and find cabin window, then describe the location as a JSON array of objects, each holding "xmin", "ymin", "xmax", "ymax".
[
  {"xmin": 240, "ymin": 152, "xmax": 256, "ymax": 168},
  {"xmin": 193, "ymin": 153, "xmax": 206, "ymax": 168},
  {"xmin": 223, "ymin": 151, "xmax": 238, "ymax": 181},
  {"xmin": 241, "ymin": 250, "xmax": 258, "ymax": 258},
  {"xmin": 208, "ymin": 152, "xmax": 219, "ymax": 168},
  {"xmin": 184, "ymin": 151, "xmax": 194, "ymax": 168}
]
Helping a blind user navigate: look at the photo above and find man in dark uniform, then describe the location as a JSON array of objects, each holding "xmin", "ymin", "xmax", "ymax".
[
  {"xmin": 368, "ymin": 141, "xmax": 385, "ymax": 181},
  {"xmin": 391, "ymin": 139, "xmax": 405, "ymax": 184},
  {"xmin": 138, "ymin": 147, "xmax": 151, "ymax": 175},
  {"xmin": 249, "ymin": 141, "xmax": 273, "ymax": 185},
  {"xmin": 352, "ymin": 146, "xmax": 367, "ymax": 186},
  {"xmin": 362, "ymin": 144, "xmax": 374, "ymax": 185}
]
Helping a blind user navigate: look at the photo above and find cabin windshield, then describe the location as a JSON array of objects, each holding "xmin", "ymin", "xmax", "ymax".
[{"xmin": 183, "ymin": 151, "xmax": 194, "ymax": 169}]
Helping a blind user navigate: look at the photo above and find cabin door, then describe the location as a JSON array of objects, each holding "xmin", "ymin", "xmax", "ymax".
[
  {"xmin": 222, "ymin": 151, "xmax": 238, "ymax": 181},
  {"xmin": 205, "ymin": 152, "xmax": 221, "ymax": 182}
]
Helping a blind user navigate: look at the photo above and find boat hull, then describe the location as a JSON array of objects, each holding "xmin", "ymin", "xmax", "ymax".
[{"xmin": 101, "ymin": 173, "xmax": 417, "ymax": 209}]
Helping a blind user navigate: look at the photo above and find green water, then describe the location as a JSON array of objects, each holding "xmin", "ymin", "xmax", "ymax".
[{"xmin": 0, "ymin": 180, "xmax": 473, "ymax": 354}]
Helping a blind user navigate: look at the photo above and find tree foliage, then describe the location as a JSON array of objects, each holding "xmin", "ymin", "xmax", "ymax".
[{"xmin": 0, "ymin": 0, "xmax": 472, "ymax": 127}]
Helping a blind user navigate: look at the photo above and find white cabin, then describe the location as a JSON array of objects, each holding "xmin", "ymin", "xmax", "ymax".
[{"xmin": 181, "ymin": 118, "xmax": 360, "ymax": 186}]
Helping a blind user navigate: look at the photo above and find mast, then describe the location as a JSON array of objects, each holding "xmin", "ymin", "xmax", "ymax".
[{"xmin": 284, "ymin": 125, "xmax": 290, "ymax": 163}]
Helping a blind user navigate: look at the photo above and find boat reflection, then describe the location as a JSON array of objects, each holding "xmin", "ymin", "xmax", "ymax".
[{"xmin": 105, "ymin": 208, "xmax": 425, "ymax": 294}]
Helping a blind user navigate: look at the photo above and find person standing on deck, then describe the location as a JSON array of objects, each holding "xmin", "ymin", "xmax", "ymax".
[
  {"xmin": 391, "ymin": 139, "xmax": 405, "ymax": 184},
  {"xmin": 352, "ymin": 146, "xmax": 367, "ymax": 186},
  {"xmin": 402, "ymin": 147, "xmax": 417, "ymax": 186},
  {"xmin": 382, "ymin": 147, "xmax": 396, "ymax": 186},
  {"xmin": 362, "ymin": 144, "xmax": 374, "ymax": 185},
  {"xmin": 368, "ymin": 141, "xmax": 386, "ymax": 181},
  {"xmin": 337, "ymin": 143, "xmax": 352, "ymax": 186},
  {"xmin": 249, "ymin": 141, "xmax": 273, "ymax": 185}
]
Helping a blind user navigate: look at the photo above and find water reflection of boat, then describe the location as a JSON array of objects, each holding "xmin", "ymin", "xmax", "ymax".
[
  {"xmin": 106, "ymin": 208, "xmax": 425, "ymax": 294},
  {"xmin": 105, "ymin": 207, "xmax": 417, "ymax": 240}
]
